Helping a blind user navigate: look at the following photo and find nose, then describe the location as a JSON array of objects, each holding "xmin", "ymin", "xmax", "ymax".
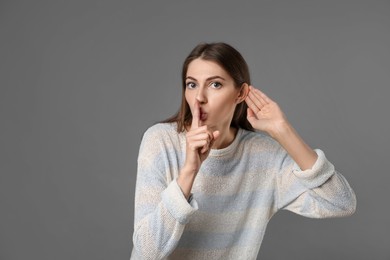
[{"xmin": 196, "ymin": 86, "xmax": 207, "ymax": 104}]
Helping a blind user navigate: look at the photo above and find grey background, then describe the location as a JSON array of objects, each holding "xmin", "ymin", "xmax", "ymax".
[{"xmin": 1, "ymin": 0, "xmax": 389, "ymax": 259}]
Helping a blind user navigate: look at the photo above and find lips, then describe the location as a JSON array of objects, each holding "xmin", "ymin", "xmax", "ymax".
[
  {"xmin": 199, "ymin": 108, "xmax": 207, "ymax": 121},
  {"xmin": 200, "ymin": 112, "xmax": 207, "ymax": 121}
]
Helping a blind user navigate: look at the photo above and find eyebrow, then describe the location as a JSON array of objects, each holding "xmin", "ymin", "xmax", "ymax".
[{"xmin": 185, "ymin": 76, "xmax": 226, "ymax": 82}]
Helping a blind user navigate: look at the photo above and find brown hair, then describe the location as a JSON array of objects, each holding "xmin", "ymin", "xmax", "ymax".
[{"xmin": 162, "ymin": 42, "xmax": 254, "ymax": 132}]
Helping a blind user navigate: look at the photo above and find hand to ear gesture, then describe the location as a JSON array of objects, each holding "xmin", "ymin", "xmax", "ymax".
[
  {"xmin": 245, "ymin": 86, "xmax": 289, "ymax": 138},
  {"xmin": 245, "ymin": 85, "xmax": 318, "ymax": 170}
]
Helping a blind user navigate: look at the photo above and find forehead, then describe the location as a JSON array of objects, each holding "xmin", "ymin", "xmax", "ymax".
[{"xmin": 186, "ymin": 58, "xmax": 231, "ymax": 80}]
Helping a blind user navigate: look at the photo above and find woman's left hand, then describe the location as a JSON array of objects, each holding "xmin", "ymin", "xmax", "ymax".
[{"xmin": 245, "ymin": 86, "xmax": 289, "ymax": 138}]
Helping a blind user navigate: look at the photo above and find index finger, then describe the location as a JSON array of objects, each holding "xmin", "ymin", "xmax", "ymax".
[
  {"xmin": 191, "ymin": 100, "xmax": 200, "ymax": 129},
  {"xmin": 252, "ymin": 86, "xmax": 273, "ymax": 104}
]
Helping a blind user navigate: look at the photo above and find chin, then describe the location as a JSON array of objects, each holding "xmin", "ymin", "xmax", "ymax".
[
  {"xmin": 203, "ymin": 121, "xmax": 216, "ymax": 129},
  {"xmin": 204, "ymin": 118, "xmax": 230, "ymax": 132}
]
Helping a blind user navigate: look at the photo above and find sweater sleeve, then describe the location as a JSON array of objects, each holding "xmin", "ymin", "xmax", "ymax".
[
  {"xmin": 131, "ymin": 127, "xmax": 198, "ymax": 260},
  {"xmin": 275, "ymin": 149, "xmax": 357, "ymax": 218}
]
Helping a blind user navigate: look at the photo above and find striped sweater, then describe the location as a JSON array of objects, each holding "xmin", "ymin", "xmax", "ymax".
[{"xmin": 130, "ymin": 123, "xmax": 356, "ymax": 259}]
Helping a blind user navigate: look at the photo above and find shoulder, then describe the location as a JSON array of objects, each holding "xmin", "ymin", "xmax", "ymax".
[
  {"xmin": 143, "ymin": 122, "xmax": 178, "ymax": 138},
  {"xmin": 238, "ymin": 129, "xmax": 289, "ymax": 163},
  {"xmin": 141, "ymin": 122, "xmax": 182, "ymax": 147},
  {"xmin": 239, "ymin": 129, "xmax": 281, "ymax": 150}
]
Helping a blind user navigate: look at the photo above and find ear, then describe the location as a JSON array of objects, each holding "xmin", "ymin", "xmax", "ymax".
[{"xmin": 236, "ymin": 83, "xmax": 249, "ymax": 104}]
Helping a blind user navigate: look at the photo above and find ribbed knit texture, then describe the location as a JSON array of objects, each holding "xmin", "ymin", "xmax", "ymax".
[{"xmin": 131, "ymin": 123, "xmax": 356, "ymax": 260}]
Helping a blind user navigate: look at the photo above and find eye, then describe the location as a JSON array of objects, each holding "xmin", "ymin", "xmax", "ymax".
[
  {"xmin": 210, "ymin": 81, "xmax": 222, "ymax": 89},
  {"xmin": 186, "ymin": 82, "xmax": 197, "ymax": 89}
]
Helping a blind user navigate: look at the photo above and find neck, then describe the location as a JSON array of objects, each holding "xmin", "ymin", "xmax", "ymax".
[{"xmin": 212, "ymin": 126, "xmax": 237, "ymax": 149}]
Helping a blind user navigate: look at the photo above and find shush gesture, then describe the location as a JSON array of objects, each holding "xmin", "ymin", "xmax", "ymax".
[
  {"xmin": 245, "ymin": 86, "xmax": 289, "ymax": 138},
  {"xmin": 133, "ymin": 43, "xmax": 356, "ymax": 259},
  {"xmin": 184, "ymin": 100, "xmax": 220, "ymax": 174}
]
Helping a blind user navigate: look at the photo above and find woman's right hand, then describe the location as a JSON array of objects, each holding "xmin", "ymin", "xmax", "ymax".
[
  {"xmin": 178, "ymin": 101, "xmax": 219, "ymax": 199},
  {"xmin": 184, "ymin": 101, "xmax": 219, "ymax": 175}
]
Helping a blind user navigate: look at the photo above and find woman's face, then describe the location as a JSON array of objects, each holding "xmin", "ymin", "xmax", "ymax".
[{"xmin": 185, "ymin": 58, "xmax": 242, "ymax": 131}]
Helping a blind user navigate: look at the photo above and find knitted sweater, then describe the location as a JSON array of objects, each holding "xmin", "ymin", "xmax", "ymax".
[{"xmin": 130, "ymin": 123, "xmax": 356, "ymax": 260}]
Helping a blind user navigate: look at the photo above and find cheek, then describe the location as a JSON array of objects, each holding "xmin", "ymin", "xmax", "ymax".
[
  {"xmin": 214, "ymin": 94, "xmax": 238, "ymax": 115},
  {"xmin": 184, "ymin": 91, "xmax": 192, "ymax": 105},
  {"xmin": 215, "ymin": 93, "xmax": 236, "ymax": 107},
  {"xmin": 185, "ymin": 91, "xmax": 194, "ymax": 111}
]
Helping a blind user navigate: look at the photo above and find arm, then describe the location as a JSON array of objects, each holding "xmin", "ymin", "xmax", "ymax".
[
  {"xmin": 271, "ymin": 121, "xmax": 318, "ymax": 171},
  {"xmin": 177, "ymin": 100, "xmax": 219, "ymax": 199},
  {"xmin": 246, "ymin": 85, "xmax": 317, "ymax": 170},
  {"xmin": 275, "ymin": 148, "xmax": 356, "ymax": 217},
  {"xmin": 245, "ymin": 86, "xmax": 356, "ymax": 217},
  {"xmin": 132, "ymin": 101, "xmax": 218, "ymax": 259},
  {"xmin": 131, "ymin": 127, "xmax": 198, "ymax": 259}
]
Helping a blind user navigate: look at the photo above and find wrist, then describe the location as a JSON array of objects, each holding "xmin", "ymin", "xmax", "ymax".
[
  {"xmin": 177, "ymin": 166, "xmax": 197, "ymax": 200},
  {"xmin": 182, "ymin": 162, "xmax": 199, "ymax": 176},
  {"xmin": 269, "ymin": 120, "xmax": 317, "ymax": 170},
  {"xmin": 269, "ymin": 120, "xmax": 293, "ymax": 140}
]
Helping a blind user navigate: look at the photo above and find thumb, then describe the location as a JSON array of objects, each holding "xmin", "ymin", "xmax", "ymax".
[
  {"xmin": 247, "ymin": 107, "xmax": 255, "ymax": 118},
  {"xmin": 212, "ymin": 130, "xmax": 220, "ymax": 140},
  {"xmin": 247, "ymin": 108, "xmax": 256, "ymax": 125},
  {"xmin": 205, "ymin": 130, "xmax": 220, "ymax": 152}
]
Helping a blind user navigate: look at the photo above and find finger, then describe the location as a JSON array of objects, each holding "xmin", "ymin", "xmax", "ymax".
[
  {"xmin": 201, "ymin": 130, "xmax": 216, "ymax": 153},
  {"xmin": 210, "ymin": 130, "xmax": 220, "ymax": 147},
  {"xmin": 191, "ymin": 100, "xmax": 201, "ymax": 129},
  {"xmin": 248, "ymin": 88, "xmax": 266, "ymax": 108},
  {"xmin": 188, "ymin": 126, "xmax": 212, "ymax": 137},
  {"xmin": 212, "ymin": 130, "xmax": 220, "ymax": 140},
  {"xmin": 247, "ymin": 107, "xmax": 258, "ymax": 124},
  {"xmin": 200, "ymin": 144, "xmax": 209, "ymax": 154},
  {"xmin": 188, "ymin": 125, "xmax": 208, "ymax": 133},
  {"xmin": 254, "ymin": 87, "xmax": 273, "ymax": 104},
  {"xmin": 249, "ymin": 86, "xmax": 267, "ymax": 106},
  {"xmin": 189, "ymin": 140, "xmax": 208, "ymax": 151},
  {"xmin": 202, "ymin": 130, "xmax": 220, "ymax": 153},
  {"xmin": 247, "ymin": 107, "xmax": 255, "ymax": 118},
  {"xmin": 245, "ymin": 94, "xmax": 260, "ymax": 114},
  {"xmin": 209, "ymin": 130, "xmax": 220, "ymax": 148},
  {"xmin": 188, "ymin": 133, "xmax": 210, "ymax": 142},
  {"xmin": 246, "ymin": 108, "xmax": 256, "ymax": 125}
]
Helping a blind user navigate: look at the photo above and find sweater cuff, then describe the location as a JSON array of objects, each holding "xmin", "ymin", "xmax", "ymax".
[
  {"xmin": 291, "ymin": 149, "xmax": 335, "ymax": 189},
  {"xmin": 161, "ymin": 178, "xmax": 198, "ymax": 225}
]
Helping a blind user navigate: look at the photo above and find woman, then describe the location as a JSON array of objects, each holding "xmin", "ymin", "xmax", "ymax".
[{"xmin": 130, "ymin": 42, "xmax": 356, "ymax": 260}]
